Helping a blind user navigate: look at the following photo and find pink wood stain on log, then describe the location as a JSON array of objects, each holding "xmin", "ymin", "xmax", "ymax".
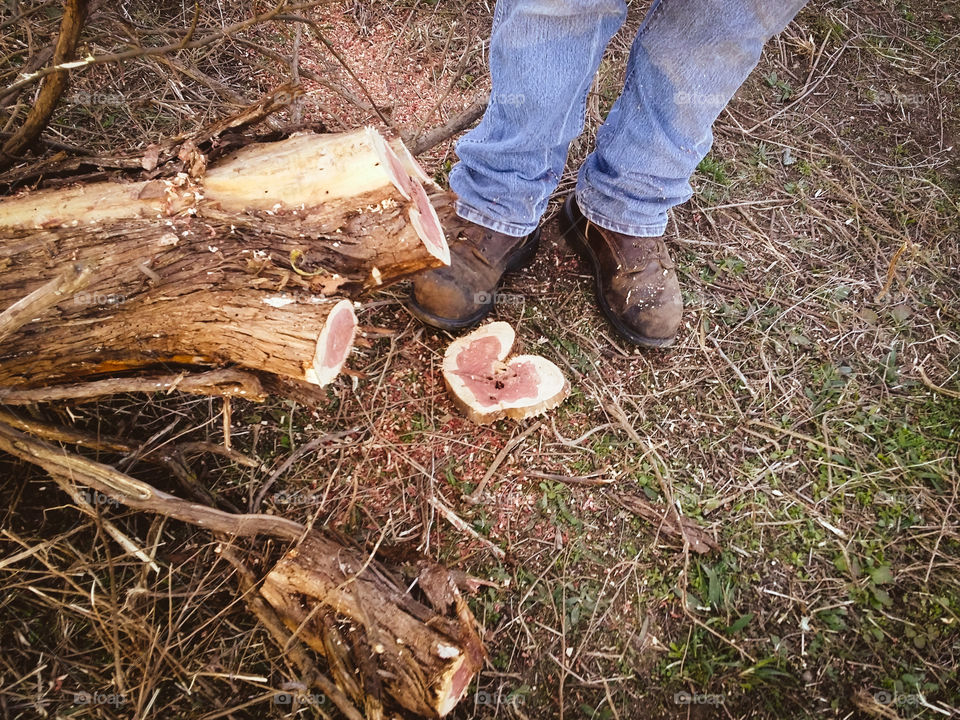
[
  {"xmin": 322, "ymin": 305, "xmax": 356, "ymax": 369},
  {"xmin": 409, "ymin": 180, "xmax": 445, "ymax": 254},
  {"xmin": 454, "ymin": 336, "xmax": 540, "ymax": 408},
  {"xmin": 382, "ymin": 140, "xmax": 414, "ymax": 200},
  {"xmin": 377, "ymin": 134, "xmax": 446, "ymax": 262},
  {"xmin": 447, "ymin": 659, "xmax": 474, "ymax": 708}
]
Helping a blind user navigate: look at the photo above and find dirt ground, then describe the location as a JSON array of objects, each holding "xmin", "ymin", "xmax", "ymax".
[{"xmin": 1, "ymin": 1, "xmax": 958, "ymax": 719}]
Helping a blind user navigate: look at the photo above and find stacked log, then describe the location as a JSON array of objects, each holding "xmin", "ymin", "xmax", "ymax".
[
  {"xmin": 0, "ymin": 126, "xmax": 489, "ymax": 719},
  {"xmin": 0, "ymin": 127, "xmax": 451, "ymax": 392}
]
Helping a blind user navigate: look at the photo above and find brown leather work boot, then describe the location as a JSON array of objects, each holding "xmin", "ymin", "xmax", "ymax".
[
  {"xmin": 560, "ymin": 195, "xmax": 682, "ymax": 347},
  {"xmin": 408, "ymin": 217, "xmax": 540, "ymax": 331}
]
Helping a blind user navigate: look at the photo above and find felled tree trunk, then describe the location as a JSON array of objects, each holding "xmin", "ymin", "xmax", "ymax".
[
  {"xmin": 0, "ymin": 128, "xmax": 451, "ymax": 390},
  {"xmin": 261, "ymin": 531, "xmax": 485, "ymax": 719}
]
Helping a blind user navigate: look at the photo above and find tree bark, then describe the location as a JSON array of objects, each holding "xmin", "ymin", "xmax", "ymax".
[
  {"xmin": 261, "ymin": 532, "xmax": 485, "ymax": 719},
  {"xmin": 0, "ymin": 128, "xmax": 452, "ymax": 390}
]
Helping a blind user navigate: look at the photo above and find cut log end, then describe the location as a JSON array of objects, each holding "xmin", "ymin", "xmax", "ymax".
[
  {"xmin": 260, "ymin": 531, "xmax": 484, "ymax": 718},
  {"xmin": 305, "ymin": 299, "xmax": 357, "ymax": 386},
  {"xmin": 371, "ymin": 129, "xmax": 449, "ymax": 266},
  {"xmin": 442, "ymin": 322, "xmax": 570, "ymax": 425},
  {"xmin": 368, "ymin": 127, "xmax": 413, "ymax": 201},
  {"xmin": 408, "ymin": 183, "xmax": 450, "ymax": 266},
  {"xmin": 388, "ymin": 136, "xmax": 436, "ymax": 188},
  {"xmin": 437, "ymin": 654, "xmax": 475, "ymax": 716}
]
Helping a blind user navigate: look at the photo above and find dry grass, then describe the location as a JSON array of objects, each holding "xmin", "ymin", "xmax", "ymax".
[{"xmin": 1, "ymin": 0, "xmax": 959, "ymax": 719}]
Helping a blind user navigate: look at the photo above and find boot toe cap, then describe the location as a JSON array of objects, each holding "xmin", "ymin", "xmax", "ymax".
[
  {"xmin": 411, "ymin": 269, "xmax": 487, "ymax": 323},
  {"xmin": 606, "ymin": 276, "xmax": 683, "ymax": 343}
]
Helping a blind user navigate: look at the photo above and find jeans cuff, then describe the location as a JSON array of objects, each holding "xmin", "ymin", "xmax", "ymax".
[
  {"xmin": 454, "ymin": 200, "xmax": 536, "ymax": 238},
  {"xmin": 575, "ymin": 189, "xmax": 668, "ymax": 238}
]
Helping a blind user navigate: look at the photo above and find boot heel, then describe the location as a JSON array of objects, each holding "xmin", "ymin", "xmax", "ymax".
[
  {"xmin": 560, "ymin": 196, "xmax": 592, "ymax": 267},
  {"xmin": 505, "ymin": 228, "xmax": 541, "ymax": 273}
]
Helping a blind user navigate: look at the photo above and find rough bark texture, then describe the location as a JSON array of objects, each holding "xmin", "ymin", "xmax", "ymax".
[
  {"xmin": 261, "ymin": 531, "xmax": 485, "ymax": 718},
  {"xmin": 0, "ymin": 129, "xmax": 452, "ymax": 390}
]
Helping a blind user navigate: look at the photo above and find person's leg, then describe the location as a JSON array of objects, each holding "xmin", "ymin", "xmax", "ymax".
[
  {"xmin": 450, "ymin": 0, "xmax": 628, "ymax": 237},
  {"xmin": 562, "ymin": 0, "xmax": 808, "ymax": 347},
  {"xmin": 409, "ymin": 0, "xmax": 630, "ymax": 330},
  {"xmin": 576, "ymin": 0, "xmax": 809, "ymax": 236}
]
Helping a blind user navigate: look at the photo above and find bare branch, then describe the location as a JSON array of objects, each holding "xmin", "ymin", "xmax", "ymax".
[
  {"xmin": 0, "ymin": 369, "xmax": 267, "ymax": 404},
  {"xmin": 407, "ymin": 97, "xmax": 488, "ymax": 156},
  {"xmin": 0, "ymin": 263, "xmax": 94, "ymax": 344},
  {"xmin": 0, "ymin": 419, "xmax": 306, "ymax": 541},
  {"xmin": 0, "ymin": 0, "xmax": 89, "ymax": 169}
]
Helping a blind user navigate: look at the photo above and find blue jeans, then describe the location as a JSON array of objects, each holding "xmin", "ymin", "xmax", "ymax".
[{"xmin": 450, "ymin": 0, "xmax": 808, "ymax": 237}]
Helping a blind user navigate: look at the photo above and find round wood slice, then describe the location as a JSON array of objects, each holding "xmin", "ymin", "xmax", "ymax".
[{"xmin": 442, "ymin": 321, "xmax": 569, "ymax": 424}]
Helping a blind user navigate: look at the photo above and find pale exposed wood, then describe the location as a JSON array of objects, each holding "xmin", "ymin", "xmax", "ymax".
[
  {"xmin": 0, "ymin": 128, "xmax": 449, "ymax": 272},
  {"xmin": 442, "ymin": 322, "xmax": 570, "ymax": 425},
  {"xmin": 260, "ymin": 532, "xmax": 485, "ymax": 718}
]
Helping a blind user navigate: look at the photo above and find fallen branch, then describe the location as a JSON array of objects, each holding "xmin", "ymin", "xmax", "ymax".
[
  {"xmin": 408, "ymin": 97, "xmax": 488, "ymax": 156},
  {"xmin": 429, "ymin": 494, "xmax": 506, "ymax": 560},
  {"xmin": 0, "ymin": 369, "xmax": 266, "ymax": 404},
  {"xmin": 0, "ymin": 419, "xmax": 487, "ymax": 717},
  {"xmin": 0, "ymin": 0, "xmax": 89, "ymax": 170},
  {"xmin": 0, "ymin": 421, "xmax": 306, "ymax": 541},
  {"xmin": 261, "ymin": 530, "xmax": 485, "ymax": 718},
  {"xmin": 218, "ymin": 544, "xmax": 366, "ymax": 720},
  {"xmin": 612, "ymin": 493, "xmax": 718, "ymax": 555}
]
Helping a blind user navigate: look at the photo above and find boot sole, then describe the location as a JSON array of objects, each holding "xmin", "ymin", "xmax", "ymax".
[
  {"xmin": 559, "ymin": 195, "xmax": 676, "ymax": 349},
  {"xmin": 407, "ymin": 227, "xmax": 542, "ymax": 332}
]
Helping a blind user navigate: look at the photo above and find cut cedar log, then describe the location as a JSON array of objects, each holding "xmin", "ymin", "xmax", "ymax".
[
  {"xmin": 0, "ymin": 128, "xmax": 451, "ymax": 390},
  {"xmin": 260, "ymin": 531, "xmax": 485, "ymax": 718},
  {"xmin": 442, "ymin": 321, "xmax": 569, "ymax": 424},
  {"xmin": 0, "ymin": 94, "xmax": 484, "ymax": 719}
]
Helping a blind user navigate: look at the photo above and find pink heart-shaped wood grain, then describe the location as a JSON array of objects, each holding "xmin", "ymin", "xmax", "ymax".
[{"xmin": 442, "ymin": 322, "xmax": 569, "ymax": 425}]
